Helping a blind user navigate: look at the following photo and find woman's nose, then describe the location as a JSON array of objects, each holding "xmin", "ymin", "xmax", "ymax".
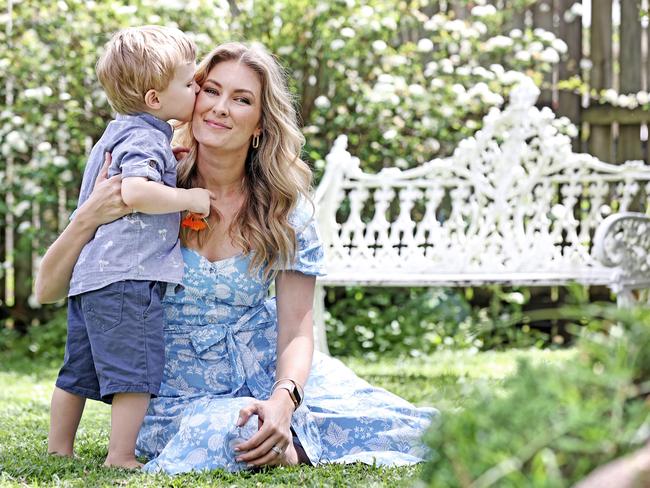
[{"xmin": 212, "ymin": 100, "xmax": 228, "ymax": 117}]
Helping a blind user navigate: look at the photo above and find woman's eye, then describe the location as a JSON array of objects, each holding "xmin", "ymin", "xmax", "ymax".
[
  {"xmin": 236, "ymin": 97, "xmax": 251, "ymax": 104},
  {"xmin": 204, "ymin": 88, "xmax": 218, "ymax": 95}
]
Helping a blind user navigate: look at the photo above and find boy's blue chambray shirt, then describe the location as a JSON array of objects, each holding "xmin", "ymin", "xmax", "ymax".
[{"xmin": 68, "ymin": 113, "xmax": 183, "ymax": 297}]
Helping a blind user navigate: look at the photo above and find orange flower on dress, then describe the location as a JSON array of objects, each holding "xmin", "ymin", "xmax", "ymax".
[{"xmin": 181, "ymin": 212, "xmax": 209, "ymax": 231}]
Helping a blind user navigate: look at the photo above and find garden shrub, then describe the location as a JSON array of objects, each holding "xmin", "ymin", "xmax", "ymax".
[
  {"xmin": 325, "ymin": 285, "xmax": 554, "ymax": 358},
  {"xmin": 1, "ymin": 0, "xmax": 568, "ymax": 331},
  {"xmin": 421, "ymin": 303, "xmax": 650, "ymax": 487}
]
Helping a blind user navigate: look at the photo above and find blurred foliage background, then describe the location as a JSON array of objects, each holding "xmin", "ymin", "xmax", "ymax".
[{"xmin": 0, "ymin": 0, "xmax": 582, "ymax": 356}]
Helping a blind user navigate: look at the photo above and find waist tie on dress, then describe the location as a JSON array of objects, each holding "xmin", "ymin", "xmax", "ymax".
[
  {"xmin": 185, "ymin": 298, "xmax": 277, "ymax": 399},
  {"xmin": 167, "ymin": 297, "xmax": 324, "ymax": 464}
]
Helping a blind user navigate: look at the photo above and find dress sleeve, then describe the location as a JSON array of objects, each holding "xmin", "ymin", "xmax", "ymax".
[{"xmin": 280, "ymin": 198, "xmax": 327, "ymax": 277}]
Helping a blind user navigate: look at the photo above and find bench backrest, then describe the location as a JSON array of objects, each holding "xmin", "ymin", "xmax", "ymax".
[{"xmin": 314, "ymin": 79, "xmax": 650, "ymax": 282}]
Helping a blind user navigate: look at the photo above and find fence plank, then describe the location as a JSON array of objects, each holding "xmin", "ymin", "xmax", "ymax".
[
  {"xmin": 533, "ymin": 0, "xmax": 555, "ymax": 107},
  {"xmin": 589, "ymin": 0, "xmax": 615, "ymax": 162},
  {"xmin": 618, "ymin": 0, "xmax": 643, "ymax": 162},
  {"xmin": 558, "ymin": 0, "xmax": 582, "ymax": 149}
]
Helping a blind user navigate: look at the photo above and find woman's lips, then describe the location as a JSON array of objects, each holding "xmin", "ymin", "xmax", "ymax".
[{"xmin": 204, "ymin": 119, "xmax": 231, "ymax": 129}]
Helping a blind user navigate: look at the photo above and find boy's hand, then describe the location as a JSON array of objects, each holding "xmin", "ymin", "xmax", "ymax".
[{"xmin": 186, "ymin": 188, "xmax": 212, "ymax": 218}]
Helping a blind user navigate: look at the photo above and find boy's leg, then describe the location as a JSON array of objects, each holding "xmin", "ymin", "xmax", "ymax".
[
  {"xmin": 48, "ymin": 387, "xmax": 86, "ymax": 456},
  {"xmin": 86, "ymin": 281, "xmax": 166, "ymax": 469},
  {"xmin": 104, "ymin": 392, "xmax": 150, "ymax": 468},
  {"xmin": 50, "ymin": 295, "xmax": 101, "ymax": 456}
]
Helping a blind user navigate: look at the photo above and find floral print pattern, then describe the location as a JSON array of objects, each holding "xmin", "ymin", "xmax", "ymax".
[{"xmin": 136, "ymin": 204, "xmax": 436, "ymax": 473}]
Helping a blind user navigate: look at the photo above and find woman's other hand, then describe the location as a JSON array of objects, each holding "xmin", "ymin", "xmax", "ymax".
[
  {"xmin": 77, "ymin": 152, "xmax": 130, "ymax": 226},
  {"xmin": 234, "ymin": 395, "xmax": 298, "ymax": 467}
]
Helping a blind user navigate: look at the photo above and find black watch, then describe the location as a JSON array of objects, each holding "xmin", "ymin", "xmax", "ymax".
[{"xmin": 273, "ymin": 379, "xmax": 304, "ymax": 410}]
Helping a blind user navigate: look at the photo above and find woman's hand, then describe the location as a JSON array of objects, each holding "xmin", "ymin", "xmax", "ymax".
[
  {"xmin": 76, "ymin": 153, "xmax": 130, "ymax": 226},
  {"xmin": 234, "ymin": 393, "xmax": 298, "ymax": 467}
]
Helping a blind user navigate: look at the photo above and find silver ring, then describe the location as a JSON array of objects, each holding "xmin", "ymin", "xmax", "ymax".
[{"xmin": 271, "ymin": 444, "xmax": 283, "ymax": 456}]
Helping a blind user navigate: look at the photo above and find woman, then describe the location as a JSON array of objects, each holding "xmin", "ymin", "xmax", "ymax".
[{"xmin": 36, "ymin": 42, "xmax": 436, "ymax": 473}]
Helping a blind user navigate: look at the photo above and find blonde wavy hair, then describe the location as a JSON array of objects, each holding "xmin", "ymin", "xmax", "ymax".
[
  {"xmin": 175, "ymin": 42, "xmax": 313, "ymax": 278},
  {"xmin": 97, "ymin": 25, "xmax": 196, "ymax": 115}
]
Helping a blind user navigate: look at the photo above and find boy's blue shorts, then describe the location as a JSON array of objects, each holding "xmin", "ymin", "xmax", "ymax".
[{"xmin": 56, "ymin": 280, "xmax": 165, "ymax": 404}]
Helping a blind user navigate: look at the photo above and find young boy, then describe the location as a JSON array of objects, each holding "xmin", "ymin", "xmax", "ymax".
[{"xmin": 47, "ymin": 25, "xmax": 210, "ymax": 469}]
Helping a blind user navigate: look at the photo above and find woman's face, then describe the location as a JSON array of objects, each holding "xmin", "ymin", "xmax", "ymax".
[{"xmin": 192, "ymin": 60, "xmax": 262, "ymax": 153}]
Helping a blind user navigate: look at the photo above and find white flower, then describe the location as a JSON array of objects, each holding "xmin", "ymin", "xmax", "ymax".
[
  {"xmin": 37, "ymin": 141, "xmax": 52, "ymax": 152},
  {"xmin": 540, "ymin": 47, "xmax": 560, "ymax": 63},
  {"xmin": 603, "ymin": 89, "xmax": 618, "ymax": 104},
  {"xmin": 372, "ymin": 40, "xmax": 387, "ymax": 52},
  {"xmin": 570, "ymin": 2, "xmax": 583, "ymax": 16},
  {"xmin": 551, "ymin": 38, "xmax": 568, "ymax": 54},
  {"xmin": 340, "ymin": 27, "xmax": 355, "ymax": 38},
  {"xmin": 529, "ymin": 41, "xmax": 544, "ymax": 53},
  {"xmin": 471, "ymin": 5, "xmax": 496, "ymax": 17},
  {"xmin": 53, "ymin": 155, "xmax": 68, "ymax": 167},
  {"xmin": 440, "ymin": 59, "xmax": 454, "ymax": 74},
  {"xmin": 380, "ymin": 17, "xmax": 397, "ymax": 30},
  {"xmin": 5, "ymin": 130, "xmax": 27, "ymax": 152},
  {"xmin": 580, "ymin": 59, "xmax": 593, "ymax": 70},
  {"xmin": 13, "ymin": 200, "xmax": 31, "ymax": 217},
  {"xmin": 445, "ymin": 20, "xmax": 466, "ymax": 32},
  {"xmin": 424, "ymin": 138, "xmax": 440, "ymax": 152},
  {"xmin": 500, "ymin": 70, "xmax": 528, "ymax": 85},
  {"xmin": 377, "ymin": 73, "xmax": 394, "ymax": 84},
  {"xmin": 617, "ymin": 94, "xmax": 638, "ymax": 109},
  {"xmin": 314, "ymin": 95, "xmax": 330, "ymax": 109},
  {"xmin": 384, "ymin": 55, "xmax": 407, "ymax": 67},
  {"xmin": 359, "ymin": 5, "xmax": 374, "ymax": 17},
  {"xmin": 114, "ymin": 4, "xmax": 137, "ymax": 14},
  {"xmin": 509, "ymin": 29, "xmax": 523, "ymax": 38},
  {"xmin": 637, "ymin": 91, "xmax": 649, "ymax": 105},
  {"xmin": 277, "ymin": 45, "xmax": 293, "ymax": 56},
  {"xmin": 18, "ymin": 221, "xmax": 32, "ymax": 234},
  {"xmin": 472, "ymin": 21, "xmax": 488, "ymax": 35},
  {"xmin": 515, "ymin": 50, "xmax": 531, "ymax": 62},
  {"xmin": 395, "ymin": 157, "xmax": 408, "ymax": 168},
  {"xmin": 484, "ymin": 35, "xmax": 513, "ymax": 50},
  {"xmin": 424, "ymin": 61, "xmax": 438, "ymax": 77},
  {"xmin": 417, "ymin": 38, "xmax": 434, "ymax": 52},
  {"xmin": 330, "ymin": 39, "xmax": 345, "ymax": 50},
  {"xmin": 408, "ymin": 84, "xmax": 425, "ymax": 96},
  {"xmin": 382, "ymin": 129, "xmax": 397, "ymax": 140},
  {"xmin": 60, "ymin": 170, "xmax": 73, "ymax": 182}
]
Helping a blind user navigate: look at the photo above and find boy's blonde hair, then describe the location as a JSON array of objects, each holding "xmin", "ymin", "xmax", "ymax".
[{"xmin": 96, "ymin": 25, "xmax": 196, "ymax": 115}]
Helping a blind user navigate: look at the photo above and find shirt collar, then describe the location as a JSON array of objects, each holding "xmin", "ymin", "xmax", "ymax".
[{"xmin": 117, "ymin": 113, "xmax": 174, "ymax": 142}]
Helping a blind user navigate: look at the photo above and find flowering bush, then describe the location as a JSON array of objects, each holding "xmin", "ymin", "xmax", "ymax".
[{"xmin": 1, "ymin": 0, "xmax": 568, "ymax": 329}]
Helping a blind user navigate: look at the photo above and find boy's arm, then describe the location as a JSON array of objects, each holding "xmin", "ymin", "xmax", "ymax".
[
  {"xmin": 114, "ymin": 131, "xmax": 211, "ymax": 216},
  {"xmin": 121, "ymin": 177, "xmax": 210, "ymax": 216}
]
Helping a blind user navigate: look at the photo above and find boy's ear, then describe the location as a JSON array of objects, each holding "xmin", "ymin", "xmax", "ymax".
[{"xmin": 144, "ymin": 89, "xmax": 161, "ymax": 110}]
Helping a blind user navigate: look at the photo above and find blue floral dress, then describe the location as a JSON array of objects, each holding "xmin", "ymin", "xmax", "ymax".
[{"xmin": 136, "ymin": 204, "xmax": 437, "ymax": 474}]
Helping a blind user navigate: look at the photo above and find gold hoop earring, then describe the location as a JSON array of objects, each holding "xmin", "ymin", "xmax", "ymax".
[{"xmin": 252, "ymin": 134, "xmax": 260, "ymax": 149}]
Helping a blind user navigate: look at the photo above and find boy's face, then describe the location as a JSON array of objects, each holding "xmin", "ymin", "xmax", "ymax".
[{"xmin": 157, "ymin": 61, "xmax": 199, "ymax": 122}]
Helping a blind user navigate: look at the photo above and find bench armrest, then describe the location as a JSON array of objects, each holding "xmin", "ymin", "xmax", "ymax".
[{"xmin": 593, "ymin": 212, "xmax": 650, "ymax": 298}]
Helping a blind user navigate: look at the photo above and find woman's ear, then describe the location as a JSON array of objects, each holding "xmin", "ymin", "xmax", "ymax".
[{"xmin": 144, "ymin": 89, "xmax": 161, "ymax": 110}]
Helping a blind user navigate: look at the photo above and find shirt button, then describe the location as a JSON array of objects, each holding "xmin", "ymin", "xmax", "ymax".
[{"xmin": 148, "ymin": 160, "xmax": 157, "ymax": 168}]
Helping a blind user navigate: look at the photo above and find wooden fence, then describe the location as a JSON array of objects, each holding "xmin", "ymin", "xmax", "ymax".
[{"xmin": 2, "ymin": 0, "xmax": 649, "ymax": 327}]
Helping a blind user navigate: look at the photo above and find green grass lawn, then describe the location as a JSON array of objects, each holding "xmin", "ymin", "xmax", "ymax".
[{"xmin": 0, "ymin": 349, "xmax": 573, "ymax": 487}]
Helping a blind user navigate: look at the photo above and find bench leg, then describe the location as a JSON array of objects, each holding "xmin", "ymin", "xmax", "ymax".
[{"xmin": 313, "ymin": 283, "xmax": 330, "ymax": 355}]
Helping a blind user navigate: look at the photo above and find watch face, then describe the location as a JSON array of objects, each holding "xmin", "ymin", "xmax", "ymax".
[{"xmin": 292, "ymin": 385, "xmax": 302, "ymax": 406}]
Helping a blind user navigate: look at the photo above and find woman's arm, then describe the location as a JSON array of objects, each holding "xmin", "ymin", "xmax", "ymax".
[
  {"xmin": 35, "ymin": 158, "xmax": 130, "ymax": 303},
  {"xmin": 235, "ymin": 270, "xmax": 316, "ymax": 466}
]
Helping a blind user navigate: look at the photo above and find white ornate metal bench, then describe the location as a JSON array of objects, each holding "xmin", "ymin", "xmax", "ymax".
[{"xmin": 311, "ymin": 78, "xmax": 650, "ymax": 354}]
